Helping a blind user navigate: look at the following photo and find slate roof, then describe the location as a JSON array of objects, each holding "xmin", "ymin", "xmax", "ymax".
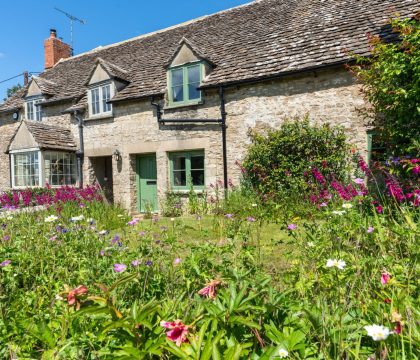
[
  {"xmin": 18, "ymin": 121, "xmax": 77, "ymax": 152},
  {"xmin": 0, "ymin": 0, "xmax": 418, "ymax": 112}
]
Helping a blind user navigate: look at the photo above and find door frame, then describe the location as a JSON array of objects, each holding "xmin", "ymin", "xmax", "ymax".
[{"xmin": 136, "ymin": 153, "xmax": 158, "ymax": 213}]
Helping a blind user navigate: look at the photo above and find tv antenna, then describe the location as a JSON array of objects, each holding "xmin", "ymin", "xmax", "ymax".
[{"xmin": 54, "ymin": 7, "xmax": 86, "ymax": 55}]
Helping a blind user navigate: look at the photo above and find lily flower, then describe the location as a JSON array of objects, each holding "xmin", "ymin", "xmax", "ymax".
[
  {"xmin": 198, "ymin": 279, "xmax": 222, "ymax": 299},
  {"xmin": 160, "ymin": 320, "xmax": 190, "ymax": 346}
]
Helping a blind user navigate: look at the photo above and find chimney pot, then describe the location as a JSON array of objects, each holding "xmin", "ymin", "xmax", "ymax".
[{"xmin": 50, "ymin": 29, "xmax": 57, "ymax": 38}]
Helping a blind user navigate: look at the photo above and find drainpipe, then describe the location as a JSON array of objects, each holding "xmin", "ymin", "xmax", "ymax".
[{"xmin": 74, "ymin": 111, "xmax": 84, "ymax": 188}]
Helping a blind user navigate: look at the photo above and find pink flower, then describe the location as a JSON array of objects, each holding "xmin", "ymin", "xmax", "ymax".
[
  {"xmin": 127, "ymin": 218, "xmax": 140, "ymax": 226},
  {"xmin": 381, "ymin": 272, "xmax": 391, "ymax": 285},
  {"xmin": 394, "ymin": 321, "xmax": 402, "ymax": 335},
  {"xmin": 367, "ymin": 226, "xmax": 374, "ymax": 233},
  {"xmin": 0, "ymin": 259, "xmax": 11, "ymax": 267},
  {"xmin": 173, "ymin": 258, "xmax": 181, "ymax": 265},
  {"xmin": 247, "ymin": 216, "xmax": 256, "ymax": 222},
  {"xmin": 65, "ymin": 285, "xmax": 88, "ymax": 310},
  {"xmin": 198, "ymin": 279, "xmax": 222, "ymax": 299},
  {"xmin": 353, "ymin": 178, "xmax": 364, "ymax": 185},
  {"xmin": 131, "ymin": 260, "xmax": 140, "ymax": 267},
  {"xmin": 287, "ymin": 223, "xmax": 297, "ymax": 230},
  {"xmin": 114, "ymin": 263, "xmax": 127, "ymax": 273},
  {"xmin": 376, "ymin": 205, "xmax": 383, "ymax": 214},
  {"xmin": 160, "ymin": 320, "xmax": 190, "ymax": 346}
]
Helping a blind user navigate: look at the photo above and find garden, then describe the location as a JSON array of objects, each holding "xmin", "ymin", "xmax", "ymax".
[{"xmin": 0, "ymin": 15, "xmax": 419, "ymax": 360}]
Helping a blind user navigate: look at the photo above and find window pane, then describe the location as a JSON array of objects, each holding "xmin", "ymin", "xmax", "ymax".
[
  {"xmin": 27, "ymin": 101, "xmax": 34, "ymax": 120},
  {"xmin": 173, "ymin": 170, "xmax": 186, "ymax": 186},
  {"xmin": 44, "ymin": 152, "xmax": 77, "ymax": 186},
  {"xmin": 188, "ymin": 84, "xmax": 200, "ymax": 100},
  {"xmin": 102, "ymin": 85, "xmax": 112, "ymax": 112},
  {"xmin": 172, "ymin": 68, "xmax": 183, "ymax": 86},
  {"xmin": 187, "ymin": 65, "xmax": 200, "ymax": 84},
  {"xmin": 191, "ymin": 155, "xmax": 204, "ymax": 169},
  {"xmin": 173, "ymin": 156, "xmax": 186, "ymax": 171},
  {"xmin": 172, "ymin": 85, "xmax": 183, "ymax": 102},
  {"xmin": 191, "ymin": 170, "xmax": 204, "ymax": 186},
  {"xmin": 13, "ymin": 151, "xmax": 39, "ymax": 187},
  {"xmin": 35, "ymin": 100, "xmax": 42, "ymax": 121},
  {"xmin": 91, "ymin": 88, "xmax": 100, "ymax": 115}
]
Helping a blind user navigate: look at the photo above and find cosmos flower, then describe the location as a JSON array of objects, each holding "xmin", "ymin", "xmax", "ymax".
[
  {"xmin": 367, "ymin": 226, "xmax": 374, "ymax": 233},
  {"xmin": 45, "ymin": 215, "xmax": 59, "ymax": 223},
  {"xmin": 114, "ymin": 263, "xmax": 127, "ymax": 273},
  {"xmin": 278, "ymin": 348, "xmax": 289, "ymax": 358},
  {"xmin": 131, "ymin": 260, "xmax": 140, "ymax": 267},
  {"xmin": 326, "ymin": 259, "xmax": 346, "ymax": 269},
  {"xmin": 364, "ymin": 324, "xmax": 391, "ymax": 341},
  {"xmin": 160, "ymin": 320, "xmax": 190, "ymax": 346},
  {"xmin": 352, "ymin": 178, "xmax": 364, "ymax": 185},
  {"xmin": 0, "ymin": 259, "xmax": 11, "ymax": 267}
]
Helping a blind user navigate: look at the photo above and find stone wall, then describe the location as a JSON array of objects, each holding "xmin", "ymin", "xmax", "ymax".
[{"xmin": 0, "ymin": 66, "xmax": 369, "ymax": 212}]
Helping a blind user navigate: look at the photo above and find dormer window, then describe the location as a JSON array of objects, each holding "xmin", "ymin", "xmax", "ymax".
[
  {"xmin": 89, "ymin": 82, "xmax": 113, "ymax": 117},
  {"xmin": 26, "ymin": 97, "xmax": 43, "ymax": 121},
  {"xmin": 168, "ymin": 62, "xmax": 202, "ymax": 106}
]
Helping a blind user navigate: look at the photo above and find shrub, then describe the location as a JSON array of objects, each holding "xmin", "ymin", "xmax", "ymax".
[{"xmin": 242, "ymin": 117, "xmax": 350, "ymax": 199}]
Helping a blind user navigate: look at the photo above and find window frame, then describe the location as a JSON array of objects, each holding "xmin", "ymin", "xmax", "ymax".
[
  {"xmin": 25, "ymin": 96, "xmax": 43, "ymax": 121},
  {"xmin": 167, "ymin": 62, "xmax": 203, "ymax": 107},
  {"xmin": 10, "ymin": 149, "xmax": 41, "ymax": 188},
  {"xmin": 43, "ymin": 151, "xmax": 77, "ymax": 187},
  {"xmin": 88, "ymin": 81, "xmax": 114, "ymax": 118},
  {"xmin": 169, "ymin": 150, "xmax": 205, "ymax": 191}
]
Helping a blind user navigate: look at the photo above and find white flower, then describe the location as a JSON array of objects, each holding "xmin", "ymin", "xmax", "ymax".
[
  {"xmin": 98, "ymin": 230, "xmax": 108, "ymax": 235},
  {"xmin": 332, "ymin": 210, "xmax": 346, "ymax": 215},
  {"xmin": 6, "ymin": 216, "xmax": 13, "ymax": 220},
  {"xmin": 307, "ymin": 241, "xmax": 315, "ymax": 247},
  {"xmin": 117, "ymin": 214, "xmax": 124, "ymax": 218},
  {"xmin": 170, "ymin": 217, "xmax": 175, "ymax": 222},
  {"xmin": 45, "ymin": 215, "xmax": 59, "ymax": 223},
  {"xmin": 55, "ymin": 294, "xmax": 63, "ymax": 301},
  {"xmin": 326, "ymin": 259, "xmax": 346, "ymax": 269},
  {"xmin": 278, "ymin": 348, "xmax": 289, "ymax": 358},
  {"xmin": 251, "ymin": 203, "xmax": 258, "ymax": 207},
  {"xmin": 71, "ymin": 215, "xmax": 84, "ymax": 222},
  {"xmin": 364, "ymin": 324, "xmax": 391, "ymax": 341},
  {"xmin": 342, "ymin": 203, "xmax": 353, "ymax": 209}
]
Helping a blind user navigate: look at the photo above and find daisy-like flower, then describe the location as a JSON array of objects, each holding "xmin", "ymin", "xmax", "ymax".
[
  {"xmin": 367, "ymin": 226, "xmax": 374, "ymax": 233},
  {"xmin": 342, "ymin": 203, "xmax": 353, "ymax": 209},
  {"xmin": 45, "ymin": 215, "xmax": 59, "ymax": 223},
  {"xmin": 225, "ymin": 213, "xmax": 234, "ymax": 219},
  {"xmin": 278, "ymin": 348, "xmax": 289, "ymax": 358},
  {"xmin": 364, "ymin": 324, "xmax": 391, "ymax": 341},
  {"xmin": 98, "ymin": 230, "xmax": 108, "ymax": 236},
  {"xmin": 131, "ymin": 260, "xmax": 140, "ymax": 267},
  {"xmin": 326, "ymin": 259, "xmax": 346, "ymax": 269},
  {"xmin": 251, "ymin": 203, "xmax": 258, "ymax": 207},
  {"xmin": 160, "ymin": 320, "xmax": 190, "ymax": 346},
  {"xmin": 71, "ymin": 215, "xmax": 84, "ymax": 222},
  {"xmin": 114, "ymin": 263, "xmax": 127, "ymax": 273},
  {"xmin": 332, "ymin": 210, "xmax": 346, "ymax": 215},
  {"xmin": 307, "ymin": 241, "xmax": 315, "ymax": 247}
]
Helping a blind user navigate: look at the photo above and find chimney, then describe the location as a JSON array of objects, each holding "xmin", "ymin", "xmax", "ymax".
[{"xmin": 44, "ymin": 29, "xmax": 71, "ymax": 69}]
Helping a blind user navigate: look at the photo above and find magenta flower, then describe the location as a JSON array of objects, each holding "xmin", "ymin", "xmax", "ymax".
[
  {"xmin": 287, "ymin": 223, "xmax": 297, "ymax": 230},
  {"xmin": 381, "ymin": 272, "xmax": 391, "ymax": 285},
  {"xmin": 0, "ymin": 260, "xmax": 11, "ymax": 267},
  {"xmin": 367, "ymin": 226, "xmax": 374, "ymax": 233},
  {"xmin": 160, "ymin": 320, "xmax": 190, "ymax": 346},
  {"xmin": 114, "ymin": 263, "xmax": 127, "ymax": 273},
  {"xmin": 376, "ymin": 205, "xmax": 383, "ymax": 214},
  {"xmin": 198, "ymin": 280, "xmax": 222, "ymax": 299}
]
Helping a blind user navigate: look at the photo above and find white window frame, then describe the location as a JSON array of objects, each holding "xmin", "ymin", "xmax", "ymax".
[
  {"xmin": 10, "ymin": 148, "xmax": 42, "ymax": 189},
  {"xmin": 88, "ymin": 82, "xmax": 114, "ymax": 118},
  {"xmin": 44, "ymin": 151, "xmax": 78, "ymax": 187},
  {"xmin": 25, "ymin": 97, "xmax": 44, "ymax": 121}
]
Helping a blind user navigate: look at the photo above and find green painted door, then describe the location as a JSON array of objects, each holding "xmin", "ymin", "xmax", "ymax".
[{"xmin": 137, "ymin": 154, "xmax": 158, "ymax": 213}]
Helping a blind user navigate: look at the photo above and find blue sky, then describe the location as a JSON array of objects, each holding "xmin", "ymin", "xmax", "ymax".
[{"xmin": 0, "ymin": 0, "xmax": 251, "ymax": 100}]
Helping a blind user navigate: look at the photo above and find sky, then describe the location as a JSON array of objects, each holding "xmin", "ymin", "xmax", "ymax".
[{"xmin": 0, "ymin": 0, "xmax": 251, "ymax": 100}]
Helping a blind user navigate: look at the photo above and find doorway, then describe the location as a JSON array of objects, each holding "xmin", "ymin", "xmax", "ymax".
[
  {"xmin": 136, "ymin": 154, "xmax": 158, "ymax": 213},
  {"xmin": 90, "ymin": 156, "xmax": 113, "ymax": 203}
]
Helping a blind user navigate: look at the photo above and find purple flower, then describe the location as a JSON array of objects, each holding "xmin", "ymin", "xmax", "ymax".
[
  {"xmin": 100, "ymin": 250, "xmax": 105, "ymax": 256},
  {"xmin": 320, "ymin": 202, "xmax": 328, "ymax": 207},
  {"xmin": 3, "ymin": 235, "xmax": 10, "ymax": 241},
  {"xmin": 160, "ymin": 226, "xmax": 168, "ymax": 232},
  {"xmin": 225, "ymin": 214, "xmax": 234, "ymax": 219},
  {"xmin": 0, "ymin": 260, "xmax": 11, "ymax": 267},
  {"xmin": 131, "ymin": 260, "xmax": 140, "ymax": 267},
  {"xmin": 247, "ymin": 216, "xmax": 256, "ymax": 222},
  {"xmin": 367, "ymin": 226, "xmax": 374, "ymax": 233},
  {"xmin": 114, "ymin": 263, "xmax": 127, "ymax": 273},
  {"xmin": 353, "ymin": 178, "xmax": 364, "ymax": 185},
  {"xmin": 139, "ymin": 231, "xmax": 146, "ymax": 237},
  {"xmin": 145, "ymin": 260, "xmax": 153, "ymax": 266},
  {"xmin": 111, "ymin": 235, "xmax": 120, "ymax": 244},
  {"xmin": 127, "ymin": 218, "xmax": 140, "ymax": 226},
  {"xmin": 287, "ymin": 224, "xmax": 297, "ymax": 230},
  {"xmin": 173, "ymin": 258, "xmax": 181, "ymax": 265}
]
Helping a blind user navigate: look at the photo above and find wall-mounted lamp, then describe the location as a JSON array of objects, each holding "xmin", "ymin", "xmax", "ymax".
[{"xmin": 113, "ymin": 149, "xmax": 122, "ymax": 162}]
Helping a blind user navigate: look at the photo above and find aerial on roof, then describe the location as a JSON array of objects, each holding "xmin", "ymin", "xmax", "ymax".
[{"xmin": 0, "ymin": 0, "xmax": 418, "ymax": 113}]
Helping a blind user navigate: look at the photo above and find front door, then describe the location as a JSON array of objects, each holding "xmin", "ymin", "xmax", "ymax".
[{"xmin": 137, "ymin": 154, "xmax": 158, "ymax": 213}]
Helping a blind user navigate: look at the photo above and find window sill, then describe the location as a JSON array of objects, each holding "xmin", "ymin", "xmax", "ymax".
[
  {"xmin": 164, "ymin": 100, "xmax": 204, "ymax": 110},
  {"xmin": 85, "ymin": 113, "xmax": 114, "ymax": 121},
  {"xmin": 171, "ymin": 189, "xmax": 205, "ymax": 195}
]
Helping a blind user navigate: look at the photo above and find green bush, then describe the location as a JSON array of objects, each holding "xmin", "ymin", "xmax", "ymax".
[{"xmin": 242, "ymin": 117, "xmax": 350, "ymax": 198}]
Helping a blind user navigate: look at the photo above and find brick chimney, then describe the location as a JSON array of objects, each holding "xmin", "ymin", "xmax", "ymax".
[{"xmin": 44, "ymin": 29, "xmax": 71, "ymax": 69}]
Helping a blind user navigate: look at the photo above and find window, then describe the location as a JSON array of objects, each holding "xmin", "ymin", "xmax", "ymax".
[
  {"xmin": 367, "ymin": 131, "xmax": 387, "ymax": 164},
  {"xmin": 89, "ymin": 83, "xmax": 113, "ymax": 116},
  {"xmin": 169, "ymin": 63, "xmax": 202, "ymax": 106},
  {"xmin": 169, "ymin": 151, "xmax": 205, "ymax": 190},
  {"xmin": 26, "ymin": 98, "xmax": 43, "ymax": 121},
  {"xmin": 13, "ymin": 151, "xmax": 40, "ymax": 187},
  {"xmin": 44, "ymin": 152, "xmax": 77, "ymax": 186}
]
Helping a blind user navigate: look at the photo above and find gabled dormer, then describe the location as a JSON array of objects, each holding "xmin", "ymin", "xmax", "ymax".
[
  {"xmin": 85, "ymin": 58, "xmax": 130, "ymax": 119},
  {"xmin": 24, "ymin": 77, "xmax": 57, "ymax": 121},
  {"xmin": 165, "ymin": 38, "xmax": 215, "ymax": 108}
]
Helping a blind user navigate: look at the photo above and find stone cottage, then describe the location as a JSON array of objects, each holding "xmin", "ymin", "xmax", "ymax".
[{"xmin": 0, "ymin": 0, "xmax": 417, "ymax": 212}]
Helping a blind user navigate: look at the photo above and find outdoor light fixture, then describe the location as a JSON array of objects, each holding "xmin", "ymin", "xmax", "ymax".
[{"xmin": 113, "ymin": 149, "xmax": 122, "ymax": 162}]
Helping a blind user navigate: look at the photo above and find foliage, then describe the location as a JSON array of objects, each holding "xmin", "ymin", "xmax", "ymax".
[
  {"xmin": 0, "ymin": 160, "xmax": 419, "ymax": 359},
  {"xmin": 3, "ymin": 83, "xmax": 22, "ymax": 102},
  {"xmin": 350, "ymin": 16, "xmax": 420, "ymax": 156},
  {"xmin": 161, "ymin": 192, "xmax": 183, "ymax": 217},
  {"xmin": 242, "ymin": 118, "xmax": 350, "ymax": 199}
]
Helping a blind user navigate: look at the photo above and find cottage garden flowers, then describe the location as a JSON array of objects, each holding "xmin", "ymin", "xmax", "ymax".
[{"xmin": 0, "ymin": 158, "xmax": 419, "ymax": 359}]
